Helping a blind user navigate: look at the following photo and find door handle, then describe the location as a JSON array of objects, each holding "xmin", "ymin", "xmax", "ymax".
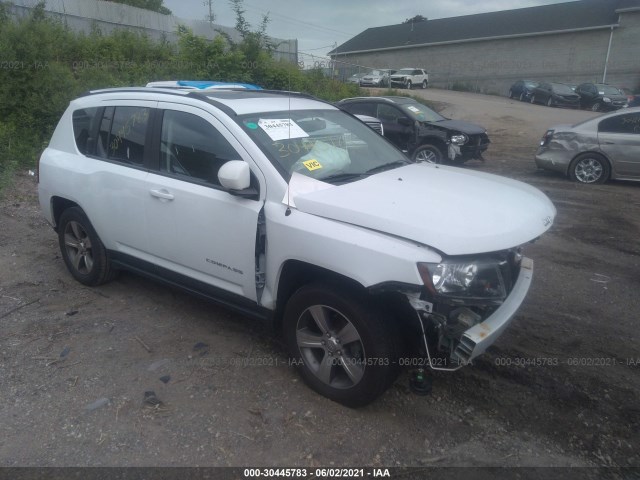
[
  {"xmin": 150, "ymin": 189, "xmax": 174, "ymax": 200},
  {"xmin": 601, "ymin": 141, "xmax": 615, "ymax": 145}
]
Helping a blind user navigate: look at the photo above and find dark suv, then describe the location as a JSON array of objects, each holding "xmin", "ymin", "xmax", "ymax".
[
  {"xmin": 337, "ymin": 96, "xmax": 489, "ymax": 164},
  {"xmin": 575, "ymin": 83, "xmax": 628, "ymax": 111}
]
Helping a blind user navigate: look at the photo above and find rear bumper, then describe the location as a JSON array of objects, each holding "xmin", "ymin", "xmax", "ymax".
[{"xmin": 452, "ymin": 257, "xmax": 534, "ymax": 363}]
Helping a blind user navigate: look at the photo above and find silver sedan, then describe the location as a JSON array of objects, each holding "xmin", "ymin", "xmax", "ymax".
[{"xmin": 535, "ymin": 107, "xmax": 640, "ymax": 184}]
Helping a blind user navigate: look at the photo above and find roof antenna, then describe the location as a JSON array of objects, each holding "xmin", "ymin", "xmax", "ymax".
[{"xmin": 285, "ymin": 66, "xmax": 293, "ymax": 217}]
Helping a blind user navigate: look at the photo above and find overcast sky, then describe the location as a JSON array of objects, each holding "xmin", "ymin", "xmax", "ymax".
[{"xmin": 162, "ymin": 0, "xmax": 571, "ymax": 59}]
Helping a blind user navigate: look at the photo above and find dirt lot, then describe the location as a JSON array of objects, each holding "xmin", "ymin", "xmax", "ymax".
[{"xmin": 1, "ymin": 89, "xmax": 639, "ymax": 472}]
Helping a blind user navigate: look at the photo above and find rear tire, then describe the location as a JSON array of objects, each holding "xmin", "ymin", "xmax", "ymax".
[
  {"xmin": 509, "ymin": 89, "xmax": 514, "ymax": 99},
  {"xmin": 547, "ymin": 97, "xmax": 554, "ymax": 107},
  {"xmin": 569, "ymin": 153, "xmax": 610, "ymax": 184},
  {"xmin": 530, "ymin": 95, "xmax": 536, "ymax": 104},
  {"xmin": 58, "ymin": 207, "xmax": 116, "ymax": 286},
  {"xmin": 283, "ymin": 283, "xmax": 399, "ymax": 407},
  {"xmin": 422, "ymin": 80, "xmax": 428, "ymax": 89}
]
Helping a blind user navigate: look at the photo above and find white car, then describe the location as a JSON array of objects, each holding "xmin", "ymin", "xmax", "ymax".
[
  {"xmin": 359, "ymin": 69, "xmax": 394, "ymax": 87},
  {"xmin": 389, "ymin": 68, "xmax": 429, "ymax": 89},
  {"xmin": 38, "ymin": 86, "xmax": 555, "ymax": 406}
]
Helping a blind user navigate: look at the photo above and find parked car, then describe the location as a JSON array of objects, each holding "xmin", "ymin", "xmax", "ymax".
[
  {"xmin": 346, "ymin": 72, "xmax": 366, "ymax": 84},
  {"xmin": 535, "ymin": 107, "xmax": 640, "ymax": 184},
  {"xmin": 337, "ymin": 96, "xmax": 489, "ymax": 164},
  {"xmin": 39, "ymin": 86, "xmax": 555, "ymax": 406},
  {"xmin": 620, "ymin": 87, "xmax": 638, "ymax": 106},
  {"xmin": 508, "ymin": 80, "xmax": 538, "ymax": 101},
  {"xmin": 359, "ymin": 69, "xmax": 394, "ymax": 87},
  {"xmin": 530, "ymin": 82, "xmax": 580, "ymax": 108},
  {"xmin": 575, "ymin": 83, "xmax": 629, "ymax": 111},
  {"xmin": 389, "ymin": 68, "xmax": 429, "ymax": 89}
]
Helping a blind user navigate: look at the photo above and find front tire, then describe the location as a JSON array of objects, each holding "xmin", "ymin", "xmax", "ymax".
[
  {"xmin": 569, "ymin": 153, "xmax": 610, "ymax": 184},
  {"xmin": 406, "ymin": 80, "xmax": 412, "ymax": 90},
  {"xmin": 509, "ymin": 89, "xmax": 514, "ymax": 99},
  {"xmin": 591, "ymin": 102, "xmax": 602, "ymax": 112},
  {"xmin": 58, "ymin": 207, "xmax": 116, "ymax": 286},
  {"xmin": 421, "ymin": 80, "xmax": 428, "ymax": 89},
  {"xmin": 283, "ymin": 284, "xmax": 399, "ymax": 407},
  {"xmin": 413, "ymin": 144, "xmax": 444, "ymax": 164},
  {"xmin": 547, "ymin": 97, "xmax": 554, "ymax": 107}
]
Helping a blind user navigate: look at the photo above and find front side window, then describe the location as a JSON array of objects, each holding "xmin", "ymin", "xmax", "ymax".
[
  {"xmin": 160, "ymin": 110, "xmax": 241, "ymax": 186},
  {"xmin": 378, "ymin": 104, "xmax": 406, "ymax": 123}
]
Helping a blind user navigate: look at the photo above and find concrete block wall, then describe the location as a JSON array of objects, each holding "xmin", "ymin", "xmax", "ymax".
[{"xmin": 332, "ymin": 10, "xmax": 640, "ymax": 94}]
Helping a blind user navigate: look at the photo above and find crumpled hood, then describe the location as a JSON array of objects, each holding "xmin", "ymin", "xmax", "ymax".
[
  {"xmin": 291, "ymin": 164, "xmax": 556, "ymax": 256},
  {"xmin": 431, "ymin": 119, "xmax": 486, "ymax": 135}
]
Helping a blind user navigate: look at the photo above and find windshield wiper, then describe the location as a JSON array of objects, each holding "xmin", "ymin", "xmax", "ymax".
[
  {"xmin": 364, "ymin": 159, "xmax": 412, "ymax": 175},
  {"xmin": 320, "ymin": 172, "xmax": 369, "ymax": 183}
]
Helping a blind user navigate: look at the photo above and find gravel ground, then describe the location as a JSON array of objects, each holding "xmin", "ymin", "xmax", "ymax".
[{"xmin": 1, "ymin": 89, "xmax": 639, "ymax": 472}]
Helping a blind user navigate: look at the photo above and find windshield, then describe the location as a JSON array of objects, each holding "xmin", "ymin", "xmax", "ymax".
[
  {"xmin": 395, "ymin": 69, "xmax": 414, "ymax": 75},
  {"xmin": 237, "ymin": 109, "xmax": 408, "ymax": 184},
  {"xmin": 597, "ymin": 85, "xmax": 622, "ymax": 95},
  {"xmin": 399, "ymin": 101, "xmax": 445, "ymax": 122},
  {"xmin": 368, "ymin": 70, "xmax": 384, "ymax": 76}
]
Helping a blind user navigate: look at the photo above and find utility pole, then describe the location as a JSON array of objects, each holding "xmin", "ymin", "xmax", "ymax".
[{"xmin": 203, "ymin": 0, "xmax": 215, "ymax": 27}]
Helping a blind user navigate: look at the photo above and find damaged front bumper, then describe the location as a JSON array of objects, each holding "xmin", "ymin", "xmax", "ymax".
[
  {"xmin": 408, "ymin": 256, "xmax": 534, "ymax": 369},
  {"xmin": 452, "ymin": 257, "xmax": 533, "ymax": 363}
]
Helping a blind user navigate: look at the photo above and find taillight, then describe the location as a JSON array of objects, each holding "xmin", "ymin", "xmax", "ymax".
[{"xmin": 540, "ymin": 129, "xmax": 554, "ymax": 147}]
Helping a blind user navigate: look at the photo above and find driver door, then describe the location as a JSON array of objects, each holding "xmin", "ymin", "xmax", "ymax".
[
  {"xmin": 144, "ymin": 103, "xmax": 265, "ymax": 301},
  {"xmin": 376, "ymin": 103, "xmax": 414, "ymax": 151}
]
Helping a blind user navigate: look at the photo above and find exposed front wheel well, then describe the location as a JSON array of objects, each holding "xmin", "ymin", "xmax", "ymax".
[{"xmin": 273, "ymin": 261, "xmax": 367, "ymax": 331}]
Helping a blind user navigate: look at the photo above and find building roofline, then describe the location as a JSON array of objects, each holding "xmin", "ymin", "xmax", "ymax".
[{"xmin": 329, "ymin": 24, "xmax": 619, "ymax": 56}]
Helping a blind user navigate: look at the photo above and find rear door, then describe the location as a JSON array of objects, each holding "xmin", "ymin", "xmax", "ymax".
[
  {"xmin": 74, "ymin": 102, "xmax": 156, "ymax": 256},
  {"xmin": 143, "ymin": 103, "xmax": 265, "ymax": 301},
  {"xmin": 598, "ymin": 112, "xmax": 640, "ymax": 177}
]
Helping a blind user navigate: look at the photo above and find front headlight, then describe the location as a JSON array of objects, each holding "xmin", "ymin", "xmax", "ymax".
[
  {"xmin": 450, "ymin": 134, "xmax": 468, "ymax": 145},
  {"xmin": 603, "ymin": 97, "xmax": 612, "ymax": 103},
  {"xmin": 418, "ymin": 261, "xmax": 507, "ymax": 301}
]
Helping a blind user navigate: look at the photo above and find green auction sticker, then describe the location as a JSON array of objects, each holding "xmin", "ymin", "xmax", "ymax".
[{"xmin": 246, "ymin": 122, "xmax": 258, "ymax": 129}]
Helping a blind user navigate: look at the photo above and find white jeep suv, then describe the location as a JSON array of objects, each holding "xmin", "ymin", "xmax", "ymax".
[
  {"xmin": 38, "ymin": 87, "xmax": 555, "ymax": 406},
  {"xmin": 389, "ymin": 68, "xmax": 429, "ymax": 89}
]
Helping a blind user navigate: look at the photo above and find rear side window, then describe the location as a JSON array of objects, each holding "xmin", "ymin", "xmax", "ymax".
[
  {"xmin": 72, "ymin": 107, "xmax": 100, "ymax": 155},
  {"xmin": 95, "ymin": 106, "xmax": 150, "ymax": 165}
]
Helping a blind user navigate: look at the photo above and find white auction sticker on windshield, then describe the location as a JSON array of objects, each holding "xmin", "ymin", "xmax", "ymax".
[
  {"xmin": 407, "ymin": 106, "xmax": 421, "ymax": 113},
  {"xmin": 258, "ymin": 119, "xmax": 309, "ymax": 141}
]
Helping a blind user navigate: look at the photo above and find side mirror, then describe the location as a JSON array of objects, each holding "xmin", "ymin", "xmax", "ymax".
[{"xmin": 218, "ymin": 160, "xmax": 250, "ymax": 190}]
